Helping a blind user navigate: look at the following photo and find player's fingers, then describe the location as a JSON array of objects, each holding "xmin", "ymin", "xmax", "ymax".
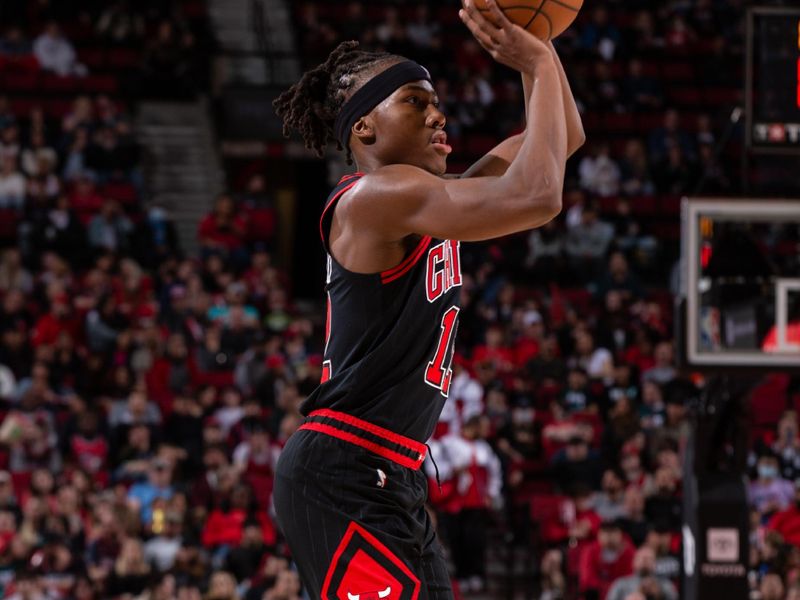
[
  {"xmin": 459, "ymin": 8, "xmax": 498, "ymax": 50},
  {"xmin": 462, "ymin": 0, "xmax": 503, "ymax": 36},
  {"xmin": 485, "ymin": 0, "xmax": 514, "ymax": 32}
]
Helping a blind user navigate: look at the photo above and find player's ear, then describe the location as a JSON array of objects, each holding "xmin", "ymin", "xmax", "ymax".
[{"xmin": 352, "ymin": 117, "xmax": 375, "ymax": 146}]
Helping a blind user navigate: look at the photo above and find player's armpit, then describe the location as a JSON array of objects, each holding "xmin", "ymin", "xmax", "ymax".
[{"xmin": 458, "ymin": 133, "xmax": 523, "ymax": 178}]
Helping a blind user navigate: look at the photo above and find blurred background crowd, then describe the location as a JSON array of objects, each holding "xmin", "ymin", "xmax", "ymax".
[{"xmin": 0, "ymin": 0, "xmax": 798, "ymax": 599}]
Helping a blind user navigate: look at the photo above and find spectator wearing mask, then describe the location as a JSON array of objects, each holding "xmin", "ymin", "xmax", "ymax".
[
  {"xmin": 606, "ymin": 546, "xmax": 677, "ymax": 600},
  {"xmin": 750, "ymin": 454, "xmax": 795, "ymax": 516}
]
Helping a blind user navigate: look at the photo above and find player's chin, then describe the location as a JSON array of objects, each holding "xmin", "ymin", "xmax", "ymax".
[{"xmin": 425, "ymin": 150, "xmax": 448, "ymax": 176}]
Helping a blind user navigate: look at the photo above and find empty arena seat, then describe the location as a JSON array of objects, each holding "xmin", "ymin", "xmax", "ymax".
[{"xmin": 41, "ymin": 73, "xmax": 81, "ymax": 93}]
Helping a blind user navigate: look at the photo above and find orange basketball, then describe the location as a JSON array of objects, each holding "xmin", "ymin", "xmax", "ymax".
[{"xmin": 472, "ymin": 0, "xmax": 584, "ymax": 41}]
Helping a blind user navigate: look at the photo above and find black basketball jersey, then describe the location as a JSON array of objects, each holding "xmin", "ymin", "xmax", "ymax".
[{"xmin": 300, "ymin": 173, "xmax": 463, "ymax": 443}]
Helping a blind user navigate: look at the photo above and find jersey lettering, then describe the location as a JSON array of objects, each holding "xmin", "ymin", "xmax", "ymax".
[
  {"xmin": 426, "ymin": 240, "xmax": 462, "ymax": 303},
  {"xmin": 424, "ymin": 306, "xmax": 460, "ymax": 397}
]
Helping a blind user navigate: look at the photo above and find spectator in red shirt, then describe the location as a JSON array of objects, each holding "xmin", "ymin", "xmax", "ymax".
[
  {"xmin": 197, "ymin": 194, "xmax": 248, "ymax": 267},
  {"xmin": 579, "ymin": 519, "xmax": 635, "ymax": 600},
  {"xmin": 767, "ymin": 478, "xmax": 800, "ymax": 547},
  {"xmin": 31, "ymin": 294, "xmax": 81, "ymax": 348}
]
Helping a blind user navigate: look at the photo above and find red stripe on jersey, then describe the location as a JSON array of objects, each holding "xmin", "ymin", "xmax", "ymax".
[
  {"xmin": 338, "ymin": 172, "xmax": 364, "ymax": 184},
  {"xmin": 319, "ymin": 180, "xmax": 361, "ymax": 246},
  {"xmin": 380, "ymin": 236, "xmax": 432, "ymax": 284},
  {"xmin": 307, "ymin": 408, "xmax": 428, "ymax": 457},
  {"xmin": 298, "ymin": 422, "xmax": 424, "ymax": 470}
]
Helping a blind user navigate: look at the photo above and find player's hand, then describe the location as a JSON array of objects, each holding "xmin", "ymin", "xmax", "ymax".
[{"xmin": 459, "ymin": 0, "xmax": 553, "ymax": 75}]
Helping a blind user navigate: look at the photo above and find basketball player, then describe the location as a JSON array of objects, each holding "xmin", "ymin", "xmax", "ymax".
[{"xmin": 272, "ymin": 1, "xmax": 584, "ymax": 597}]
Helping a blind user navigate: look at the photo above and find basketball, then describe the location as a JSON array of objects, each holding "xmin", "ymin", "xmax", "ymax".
[{"xmin": 472, "ymin": 0, "xmax": 584, "ymax": 41}]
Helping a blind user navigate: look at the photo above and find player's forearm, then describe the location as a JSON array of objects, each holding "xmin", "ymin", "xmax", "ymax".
[
  {"xmin": 522, "ymin": 47, "xmax": 583, "ymax": 158},
  {"xmin": 545, "ymin": 42, "xmax": 585, "ymax": 156},
  {"xmin": 501, "ymin": 60, "xmax": 567, "ymax": 216}
]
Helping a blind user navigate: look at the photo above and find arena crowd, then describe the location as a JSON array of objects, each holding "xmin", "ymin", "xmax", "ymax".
[{"xmin": 0, "ymin": 0, "xmax": 797, "ymax": 599}]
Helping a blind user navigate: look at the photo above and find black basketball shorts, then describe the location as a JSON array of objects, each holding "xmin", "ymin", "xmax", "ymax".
[{"xmin": 273, "ymin": 409, "xmax": 453, "ymax": 600}]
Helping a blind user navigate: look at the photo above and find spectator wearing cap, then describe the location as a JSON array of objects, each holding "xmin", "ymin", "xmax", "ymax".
[
  {"xmin": 127, "ymin": 458, "xmax": 175, "ymax": 526},
  {"xmin": 578, "ymin": 519, "xmax": 635, "ymax": 600},
  {"xmin": 606, "ymin": 546, "xmax": 677, "ymax": 600},
  {"xmin": 513, "ymin": 309, "xmax": 544, "ymax": 368},
  {"xmin": 766, "ymin": 478, "xmax": 800, "ymax": 547},
  {"xmin": 751, "ymin": 454, "xmax": 795, "ymax": 516},
  {"xmin": 551, "ymin": 434, "xmax": 604, "ymax": 492}
]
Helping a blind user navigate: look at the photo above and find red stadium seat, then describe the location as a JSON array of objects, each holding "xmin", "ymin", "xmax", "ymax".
[
  {"xmin": 77, "ymin": 48, "xmax": 106, "ymax": 69},
  {"xmin": 41, "ymin": 73, "xmax": 80, "ymax": 93},
  {"xmin": 82, "ymin": 74, "xmax": 118, "ymax": 94},
  {"xmin": 629, "ymin": 195, "xmax": 658, "ymax": 216},
  {"xmin": 660, "ymin": 62, "xmax": 695, "ymax": 81},
  {"xmin": 0, "ymin": 209, "xmax": 19, "ymax": 242},
  {"xmin": 659, "ymin": 195, "xmax": 682, "ymax": 216},
  {"xmin": 101, "ymin": 182, "xmax": 138, "ymax": 205},
  {"xmin": 106, "ymin": 48, "xmax": 140, "ymax": 69},
  {"xmin": 2, "ymin": 71, "xmax": 40, "ymax": 92}
]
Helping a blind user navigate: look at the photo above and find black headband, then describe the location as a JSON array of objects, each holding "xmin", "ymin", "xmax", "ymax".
[{"xmin": 334, "ymin": 60, "xmax": 432, "ymax": 149}]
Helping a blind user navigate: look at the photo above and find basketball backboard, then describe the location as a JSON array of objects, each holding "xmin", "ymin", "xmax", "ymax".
[{"xmin": 679, "ymin": 198, "xmax": 800, "ymax": 370}]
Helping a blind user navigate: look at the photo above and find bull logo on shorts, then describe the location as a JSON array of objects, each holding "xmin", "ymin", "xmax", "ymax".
[
  {"xmin": 347, "ymin": 586, "xmax": 392, "ymax": 600},
  {"xmin": 321, "ymin": 522, "xmax": 420, "ymax": 600}
]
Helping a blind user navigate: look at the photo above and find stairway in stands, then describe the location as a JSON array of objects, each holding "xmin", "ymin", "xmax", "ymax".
[
  {"xmin": 135, "ymin": 98, "xmax": 225, "ymax": 256},
  {"xmin": 208, "ymin": 0, "xmax": 299, "ymax": 87}
]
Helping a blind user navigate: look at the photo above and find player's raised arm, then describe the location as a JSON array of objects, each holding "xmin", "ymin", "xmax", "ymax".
[{"xmin": 459, "ymin": 0, "xmax": 585, "ymax": 178}]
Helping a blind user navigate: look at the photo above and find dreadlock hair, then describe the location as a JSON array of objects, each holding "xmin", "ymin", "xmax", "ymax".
[{"xmin": 272, "ymin": 41, "xmax": 402, "ymax": 164}]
